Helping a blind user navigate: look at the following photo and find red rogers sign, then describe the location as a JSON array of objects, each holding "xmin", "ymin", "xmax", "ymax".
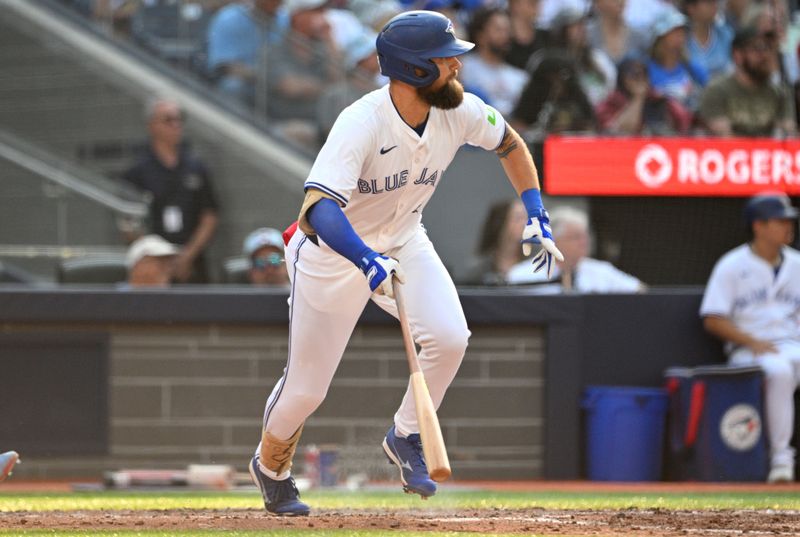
[{"xmin": 544, "ymin": 137, "xmax": 800, "ymax": 196}]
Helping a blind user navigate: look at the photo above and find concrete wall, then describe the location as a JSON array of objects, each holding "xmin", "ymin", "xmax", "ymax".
[
  {"xmin": 0, "ymin": 287, "xmax": 723, "ymax": 481},
  {"xmin": 6, "ymin": 322, "xmax": 544, "ymax": 481}
]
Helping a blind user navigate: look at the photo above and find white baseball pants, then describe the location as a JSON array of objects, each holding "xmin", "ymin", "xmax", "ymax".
[
  {"xmin": 261, "ymin": 227, "xmax": 470, "ymax": 443},
  {"xmin": 730, "ymin": 340, "xmax": 800, "ymax": 469}
]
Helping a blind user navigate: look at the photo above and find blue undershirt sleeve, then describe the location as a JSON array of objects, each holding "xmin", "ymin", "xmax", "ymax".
[{"xmin": 306, "ymin": 198, "xmax": 374, "ymax": 268}]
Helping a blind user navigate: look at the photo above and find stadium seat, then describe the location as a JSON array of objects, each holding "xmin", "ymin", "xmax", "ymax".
[
  {"xmin": 58, "ymin": 254, "xmax": 128, "ymax": 284},
  {"xmin": 0, "ymin": 260, "xmax": 40, "ymax": 284}
]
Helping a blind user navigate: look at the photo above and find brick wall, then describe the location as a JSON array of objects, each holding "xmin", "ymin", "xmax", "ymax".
[{"xmin": 19, "ymin": 322, "xmax": 544, "ymax": 481}]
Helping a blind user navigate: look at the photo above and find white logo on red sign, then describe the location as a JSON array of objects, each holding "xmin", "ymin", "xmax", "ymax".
[
  {"xmin": 635, "ymin": 144, "xmax": 672, "ymax": 188},
  {"xmin": 719, "ymin": 403, "xmax": 761, "ymax": 452}
]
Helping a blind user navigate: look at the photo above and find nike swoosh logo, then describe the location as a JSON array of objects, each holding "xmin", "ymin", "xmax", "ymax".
[{"xmin": 380, "ymin": 145, "xmax": 398, "ymax": 155}]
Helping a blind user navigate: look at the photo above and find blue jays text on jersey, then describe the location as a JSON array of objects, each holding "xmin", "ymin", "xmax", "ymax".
[{"xmin": 357, "ymin": 168, "xmax": 441, "ymax": 195}]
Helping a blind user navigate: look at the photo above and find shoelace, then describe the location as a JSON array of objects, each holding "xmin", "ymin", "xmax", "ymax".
[{"xmin": 405, "ymin": 434, "xmax": 428, "ymax": 471}]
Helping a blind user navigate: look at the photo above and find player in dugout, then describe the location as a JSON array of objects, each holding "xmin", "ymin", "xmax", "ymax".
[
  {"xmin": 701, "ymin": 192, "xmax": 800, "ymax": 483},
  {"xmin": 247, "ymin": 10, "xmax": 564, "ymax": 516}
]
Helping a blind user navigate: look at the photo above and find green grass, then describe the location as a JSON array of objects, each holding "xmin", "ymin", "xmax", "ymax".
[{"xmin": 1, "ymin": 489, "xmax": 800, "ymax": 512}]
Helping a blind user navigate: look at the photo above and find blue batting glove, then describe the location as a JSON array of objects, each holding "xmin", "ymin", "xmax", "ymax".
[
  {"xmin": 520, "ymin": 189, "xmax": 564, "ymax": 280},
  {"xmin": 358, "ymin": 251, "xmax": 405, "ymax": 298}
]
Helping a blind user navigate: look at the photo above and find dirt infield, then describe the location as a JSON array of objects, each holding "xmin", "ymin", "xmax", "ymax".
[
  {"xmin": 3, "ymin": 507, "xmax": 800, "ymax": 535},
  {"xmin": 3, "ymin": 481, "xmax": 800, "ymax": 535}
]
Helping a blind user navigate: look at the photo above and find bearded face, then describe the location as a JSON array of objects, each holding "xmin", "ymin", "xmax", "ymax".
[
  {"xmin": 741, "ymin": 52, "xmax": 773, "ymax": 84},
  {"xmin": 416, "ymin": 74, "xmax": 465, "ymax": 109}
]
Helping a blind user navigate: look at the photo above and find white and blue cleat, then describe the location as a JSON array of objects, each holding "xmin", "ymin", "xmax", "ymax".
[
  {"xmin": 249, "ymin": 456, "xmax": 310, "ymax": 516},
  {"xmin": 382, "ymin": 426, "xmax": 436, "ymax": 498}
]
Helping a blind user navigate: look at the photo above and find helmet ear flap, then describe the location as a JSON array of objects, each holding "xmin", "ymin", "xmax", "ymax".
[{"xmin": 376, "ymin": 42, "xmax": 439, "ymax": 87}]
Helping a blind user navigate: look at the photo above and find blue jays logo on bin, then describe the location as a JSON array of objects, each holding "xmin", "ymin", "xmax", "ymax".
[{"xmin": 719, "ymin": 404, "xmax": 762, "ymax": 452}]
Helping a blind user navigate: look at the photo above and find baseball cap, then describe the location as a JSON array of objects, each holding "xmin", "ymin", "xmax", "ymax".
[
  {"xmin": 649, "ymin": 7, "xmax": 687, "ymax": 48},
  {"xmin": 743, "ymin": 192, "xmax": 799, "ymax": 226},
  {"xmin": 126, "ymin": 235, "xmax": 179, "ymax": 269},
  {"xmin": 549, "ymin": 6, "xmax": 587, "ymax": 32},
  {"xmin": 284, "ymin": 0, "xmax": 327, "ymax": 17},
  {"xmin": 243, "ymin": 227, "xmax": 285, "ymax": 258},
  {"xmin": 344, "ymin": 31, "xmax": 377, "ymax": 70}
]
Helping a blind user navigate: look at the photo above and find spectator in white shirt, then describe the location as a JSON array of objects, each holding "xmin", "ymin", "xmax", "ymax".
[{"xmin": 507, "ymin": 205, "xmax": 645, "ymax": 293}]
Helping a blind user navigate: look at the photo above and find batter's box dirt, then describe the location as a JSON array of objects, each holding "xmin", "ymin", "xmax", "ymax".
[{"xmin": 3, "ymin": 508, "xmax": 800, "ymax": 535}]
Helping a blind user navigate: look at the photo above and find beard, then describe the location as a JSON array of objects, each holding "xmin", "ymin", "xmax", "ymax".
[
  {"xmin": 742, "ymin": 59, "xmax": 772, "ymax": 84},
  {"xmin": 489, "ymin": 43, "xmax": 511, "ymax": 58},
  {"xmin": 417, "ymin": 76, "xmax": 465, "ymax": 110}
]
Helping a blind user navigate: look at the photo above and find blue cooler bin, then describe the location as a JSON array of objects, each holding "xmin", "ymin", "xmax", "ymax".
[
  {"xmin": 664, "ymin": 365, "xmax": 767, "ymax": 481},
  {"xmin": 582, "ymin": 386, "xmax": 669, "ymax": 481}
]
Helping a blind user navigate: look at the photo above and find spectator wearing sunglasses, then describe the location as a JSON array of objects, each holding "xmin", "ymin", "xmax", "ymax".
[
  {"xmin": 243, "ymin": 227, "xmax": 289, "ymax": 286},
  {"xmin": 123, "ymin": 96, "xmax": 220, "ymax": 283},
  {"xmin": 699, "ymin": 27, "xmax": 796, "ymax": 137}
]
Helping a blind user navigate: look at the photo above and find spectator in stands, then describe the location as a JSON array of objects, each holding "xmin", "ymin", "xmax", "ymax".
[
  {"xmin": 722, "ymin": 0, "xmax": 753, "ymax": 31},
  {"xmin": 684, "ymin": 0, "xmax": 734, "ymax": 80},
  {"xmin": 511, "ymin": 49, "xmax": 596, "ymax": 139},
  {"xmin": 459, "ymin": 7, "xmax": 529, "ymax": 117},
  {"xmin": 504, "ymin": 0, "xmax": 549, "ymax": 70},
  {"xmin": 586, "ymin": 0, "xmax": 648, "ymax": 65},
  {"xmin": 459, "ymin": 199, "xmax": 528, "ymax": 286},
  {"xmin": 698, "ymin": 27, "xmax": 796, "ymax": 137},
  {"xmin": 548, "ymin": 6, "xmax": 616, "ymax": 106},
  {"xmin": 506, "ymin": 205, "xmax": 645, "ymax": 292},
  {"xmin": 126, "ymin": 234, "xmax": 179, "ymax": 287},
  {"xmin": 347, "ymin": 0, "xmax": 402, "ymax": 32},
  {"xmin": 123, "ymin": 97, "xmax": 219, "ymax": 283},
  {"xmin": 646, "ymin": 6, "xmax": 709, "ymax": 112},
  {"xmin": 0, "ymin": 451, "xmax": 19, "ymax": 482},
  {"xmin": 700, "ymin": 192, "xmax": 800, "ymax": 483},
  {"xmin": 622, "ymin": 0, "xmax": 682, "ymax": 35},
  {"xmin": 91, "ymin": 0, "xmax": 139, "ymax": 36},
  {"xmin": 266, "ymin": 0, "xmax": 345, "ymax": 146},
  {"xmin": 243, "ymin": 227, "xmax": 290, "ymax": 286},
  {"xmin": 316, "ymin": 31, "xmax": 381, "ymax": 138},
  {"xmin": 742, "ymin": 1, "xmax": 798, "ymax": 86},
  {"xmin": 206, "ymin": 0, "xmax": 288, "ymax": 104},
  {"xmin": 596, "ymin": 54, "xmax": 692, "ymax": 135},
  {"xmin": 539, "ymin": 0, "xmax": 675, "ymax": 35}
]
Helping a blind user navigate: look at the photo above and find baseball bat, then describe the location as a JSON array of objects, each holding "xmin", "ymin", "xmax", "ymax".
[{"xmin": 392, "ymin": 277, "xmax": 452, "ymax": 482}]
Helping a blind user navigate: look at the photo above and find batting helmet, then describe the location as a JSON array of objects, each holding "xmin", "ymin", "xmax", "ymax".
[
  {"xmin": 376, "ymin": 10, "xmax": 474, "ymax": 88},
  {"xmin": 743, "ymin": 192, "xmax": 799, "ymax": 226}
]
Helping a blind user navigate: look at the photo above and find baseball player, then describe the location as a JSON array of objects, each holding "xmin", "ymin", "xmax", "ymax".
[
  {"xmin": 700, "ymin": 192, "xmax": 800, "ymax": 483},
  {"xmin": 249, "ymin": 10, "xmax": 564, "ymax": 516}
]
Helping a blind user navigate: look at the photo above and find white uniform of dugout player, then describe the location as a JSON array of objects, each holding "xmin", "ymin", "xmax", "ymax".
[
  {"xmin": 247, "ymin": 10, "xmax": 564, "ymax": 516},
  {"xmin": 701, "ymin": 192, "xmax": 800, "ymax": 484}
]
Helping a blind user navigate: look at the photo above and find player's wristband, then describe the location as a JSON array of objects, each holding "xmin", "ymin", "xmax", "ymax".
[{"xmin": 520, "ymin": 188, "xmax": 544, "ymax": 218}]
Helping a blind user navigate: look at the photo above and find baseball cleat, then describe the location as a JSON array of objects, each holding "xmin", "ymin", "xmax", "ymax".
[
  {"xmin": 0, "ymin": 451, "xmax": 19, "ymax": 482},
  {"xmin": 249, "ymin": 456, "xmax": 310, "ymax": 516},
  {"xmin": 382, "ymin": 426, "xmax": 436, "ymax": 498}
]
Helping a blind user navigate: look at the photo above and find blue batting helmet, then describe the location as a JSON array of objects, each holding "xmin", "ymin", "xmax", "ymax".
[
  {"xmin": 743, "ymin": 192, "xmax": 799, "ymax": 227},
  {"xmin": 375, "ymin": 10, "xmax": 474, "ymax": 88}
]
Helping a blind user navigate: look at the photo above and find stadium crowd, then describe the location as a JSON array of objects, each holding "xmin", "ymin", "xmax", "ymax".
[
  {"xmin": 50, "ymin": 0, "xmax": 800, "ymax": 289},
  {"xmin": 62, "ymin": 0, "xmax": 799, "ymax": 147}
]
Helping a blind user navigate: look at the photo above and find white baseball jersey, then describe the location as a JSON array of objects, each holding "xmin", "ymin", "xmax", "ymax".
[
  {"xmin": 305, "ymin": 85, "xmax": 505, "ymax": 254},
  {"xmin": 700, "ymin": 244, "xmax": 800, "ymax": 353}
]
